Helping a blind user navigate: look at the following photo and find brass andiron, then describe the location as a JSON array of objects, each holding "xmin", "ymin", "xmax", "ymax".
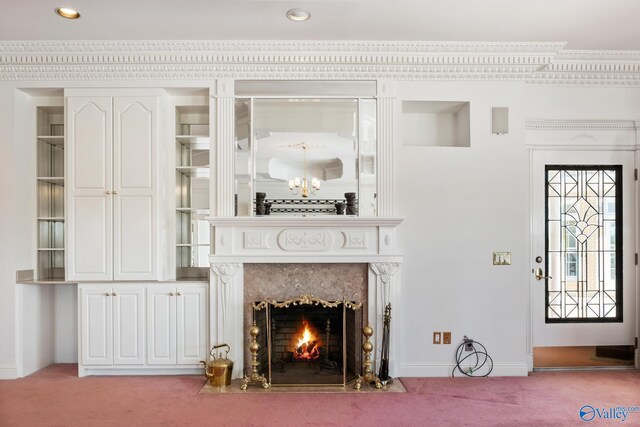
[
  {"xmin": 240, "ymin": 321, "xmax": 270, "ymax": 390},
  {"xmin": 354, "ymin": 324, "xmax": 382, "ymax": 390}
]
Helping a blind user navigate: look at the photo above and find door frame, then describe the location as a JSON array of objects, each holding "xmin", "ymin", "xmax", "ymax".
[{"xmin": 525, "ymin": 119, "xmax": 640, "ymax": 371}]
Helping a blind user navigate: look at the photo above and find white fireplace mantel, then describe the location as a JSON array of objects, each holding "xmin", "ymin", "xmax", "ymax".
[
  {"xmin": 208, "ymin": 216, "xmax": 404, "ymax": 380},
  {"xmin": 208, "ymin": 216, "xmax": 404, "ymax": 263}
]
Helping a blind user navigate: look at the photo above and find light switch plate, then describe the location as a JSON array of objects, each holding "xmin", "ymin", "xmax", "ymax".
[
  {"xmin": 493, "ymin": 252, "xmax": 511, "ymax": 265},
  {"xmin": 433, "ymin": 332, "xmax": 441, "ymax": 344}
]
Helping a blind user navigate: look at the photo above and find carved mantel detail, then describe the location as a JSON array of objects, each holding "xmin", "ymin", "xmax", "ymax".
[
  {"xmin": 277, "ymin": 229, "xmax": 332, "ymax": 251},
  {"xmin": 370, "ymin": 262, "xmax": 400, "ymax": 287},
  {"xmin": 211, "ymin": 263, "xmax": 239, "ymax": 285}
]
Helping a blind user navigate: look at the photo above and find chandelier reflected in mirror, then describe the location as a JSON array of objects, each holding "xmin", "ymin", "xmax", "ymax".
[{"xmin": 288, "ymin": 143, "xmax": 320, "ymax": 198}]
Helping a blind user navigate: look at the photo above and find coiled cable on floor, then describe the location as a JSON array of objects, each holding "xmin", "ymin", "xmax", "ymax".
[{"xmin": 451, "ymin": 335, "xmax": 493, "ymax": 377}]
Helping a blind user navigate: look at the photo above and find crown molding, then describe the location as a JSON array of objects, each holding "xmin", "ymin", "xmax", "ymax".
[
  {"xmin": 527, "ymin": 50, "xmax": 640, "ymax": 86},
  {"xmin": 525, "ymin": 120, "xmax": 638, "ymax": 131},
  {"xmin": 0, "ymin": 40, "xmax": 566, "ymax": 54},
  {"xmin": 0, "ymin": 40, "xmax": 638, "ymax": 85}
]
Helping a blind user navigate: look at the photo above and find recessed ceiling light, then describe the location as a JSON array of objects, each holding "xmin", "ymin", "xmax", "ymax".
[
  {"xmin": 55, "ymin": 7, "xmax": 81, "ymax": 19},
  {"xmin": 286, "ymin": 8, "xmax": 310, "ymax": 22}
]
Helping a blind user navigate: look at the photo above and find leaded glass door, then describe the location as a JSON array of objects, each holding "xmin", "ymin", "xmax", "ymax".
[
  {"xmin": 532, "ymin": 150, "xmax": 636, "ymax": 349},
  {"xmin": 545, "ymin": 166, "xmax": 621, "ymax": 322}
]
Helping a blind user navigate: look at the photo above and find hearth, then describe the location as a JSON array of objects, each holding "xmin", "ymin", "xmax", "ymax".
[{"xmin": 250, "ymin": 295, "xmax": 363, "ymax": 387}]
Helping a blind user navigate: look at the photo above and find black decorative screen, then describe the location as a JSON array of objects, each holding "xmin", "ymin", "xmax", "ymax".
[{"xmin": 545, "ymin": 166, "xmax": 622, "ymax": 323}]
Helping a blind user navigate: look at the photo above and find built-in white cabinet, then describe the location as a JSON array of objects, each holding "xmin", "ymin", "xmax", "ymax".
[
  {"xmin": 146, "ymin": 284, "xmax": 207, "ymax": 365},
  {"xmin": 66, "ymin": 95, "xmax": 159, "ymax": 281},
  {"xmin": 78, "ymin": 283, "xmax": 207, "ymax": 376},
  {"xmin": 79, "ymin": 285, "xmax": 145, "ymax": 366}
]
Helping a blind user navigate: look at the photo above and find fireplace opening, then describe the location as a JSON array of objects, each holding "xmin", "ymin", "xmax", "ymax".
[{"xmin": 253, "ymin": 296, "xmax": 362, "ymax": 387}]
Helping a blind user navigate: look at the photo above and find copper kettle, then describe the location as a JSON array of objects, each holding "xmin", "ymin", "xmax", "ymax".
[{"xmin": 202, "ymin": 344, "xmax": 234, "ymax": 387}]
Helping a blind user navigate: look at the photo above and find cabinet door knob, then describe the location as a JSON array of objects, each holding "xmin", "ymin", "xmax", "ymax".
[
  {"xmin": 177, "ymin": 292, "xmax": 182, "ymax": 296},
  {"xmin": 112, "ymin": 292, "xmax": 117, "ymax": 296},
  {"xmin": 105, "ymin": 292, "xmax": 110, "ymax": 296},
  {"xmin": 106, "ymin": 191, "xmax": 111, "ymax": 195},
  {"xmin": 170, "ymin": 292, "xmax": 175, "ymax": 296},
  {"xmin": 113, "ymin": 191, "xmax": 118, "ymax": 195}
]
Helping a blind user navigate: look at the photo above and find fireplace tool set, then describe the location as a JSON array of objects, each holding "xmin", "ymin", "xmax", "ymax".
[{"xmin": 378, "ymin": 303, "xmax": 391, "ymax": 384}]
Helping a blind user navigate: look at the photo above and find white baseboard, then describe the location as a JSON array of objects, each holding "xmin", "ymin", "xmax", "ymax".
[
  {"xmin": 0, "ymin": 364, "xmax": 17, "ymax": 380},
  {"xmin": 399, "ymin": 363, "xmax": 529, "ymax": 377},
  {"xmin": 79, "ymin": 367, "xmax": 203, "ymax": 377}
]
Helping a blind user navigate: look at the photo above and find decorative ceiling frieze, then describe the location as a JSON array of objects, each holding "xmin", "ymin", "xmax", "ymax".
[{"xmin": 0, "ymin": 40, "xmax": 638, "ymax": 85}]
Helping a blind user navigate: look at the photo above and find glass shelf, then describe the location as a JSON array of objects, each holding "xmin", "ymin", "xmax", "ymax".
[
  {"xmin": 175, "ymin": 104, "xmax": 210, "ymax": 280},
  {"xmin": 36, "ymin": 105, "xmax": 65, "ymax": 280}
]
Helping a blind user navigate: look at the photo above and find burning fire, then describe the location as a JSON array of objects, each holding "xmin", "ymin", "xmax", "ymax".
[{"xmin": 293, "ymin": 320, "xmax": 321, "ymax": 360}]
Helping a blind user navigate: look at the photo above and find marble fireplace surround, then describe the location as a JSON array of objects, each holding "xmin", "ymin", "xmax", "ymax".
[
  {"xmin": 243, "ymin": 263, "xmax": 368, "ymax": 373},
  {"xmin": 208, "ymin": 217, "xmax": 403, "ymax": 379}
]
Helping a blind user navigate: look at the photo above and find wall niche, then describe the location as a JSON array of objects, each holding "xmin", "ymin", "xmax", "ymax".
[{"xmin": 401, "ymin": 100, "xmax": 470, "ymax": 148}]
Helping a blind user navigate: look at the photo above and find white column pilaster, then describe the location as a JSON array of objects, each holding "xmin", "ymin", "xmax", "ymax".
[
  {"xmin": 210, "ymin": 262, "xmax": 244, "ymax": 378},
  {"xmin": 214, "ymin": 79, "xmax": 235, "ymax": 217},
  {"xmin": 368, "ymin": 262, "xmax": 400, "ymax": 377},
  {"xmin": 376, "ymin": 80, "xmax": 396, "ymax": 217}
]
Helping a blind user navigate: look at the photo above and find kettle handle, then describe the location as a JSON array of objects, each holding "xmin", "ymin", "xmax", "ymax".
[{"xmin": 210, "ymin": 343, "xmax": 230, "ymax": 359}]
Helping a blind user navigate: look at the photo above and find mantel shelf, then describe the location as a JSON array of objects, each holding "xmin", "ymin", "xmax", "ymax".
[{"xmin": 207, "ymin": 216, "xmax": 404, "ymax": 228}]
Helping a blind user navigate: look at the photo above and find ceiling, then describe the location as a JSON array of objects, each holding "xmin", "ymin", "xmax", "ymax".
[{"xmin": 0, "ymin": 0, "xmax": 638, "ymax": 50}]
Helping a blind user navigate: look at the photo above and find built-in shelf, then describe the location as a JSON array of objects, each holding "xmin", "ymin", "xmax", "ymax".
[
  {"xmin": 37, "ymin": 105, "xmax": 65, "ymax": 281},
  {"xmin": 37, "ymin": 135, "xmax": 65, "ymax": 145},
  {"xmin": 175, "ymin": 208, "xmax": 210, "ymax": 213},
  {"xmin": 401, "ymin": 100, "xmax": 470, "ymax": 147},
  {"xmin": 175, "ymin": 104, "xmax": 211, "ymax": 280},
  {"xmin": 176, "ymin": 135, "xmax": 210, "ymax": 146},
  {"xmin": 37, "ymin": 177, "xmax": 64, "ymax": 184},
  {"xmin": 175, "ymin": 166, "xmax": 210, "ymax": 178}
]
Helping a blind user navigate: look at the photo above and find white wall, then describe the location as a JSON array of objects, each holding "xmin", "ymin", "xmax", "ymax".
[
  {"xmin": 394, "ymin": 81, "xmax": 529, "ymax": 376},
  {"xmin": 0, "ymin": 85, "xmax": 17, "ymax": 379}
]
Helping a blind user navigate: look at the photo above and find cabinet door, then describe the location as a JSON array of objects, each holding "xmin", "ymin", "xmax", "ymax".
[
  {"xmin": 146, "ymin": 286, "xmax": 176, "ymax": 365},
  {"xmin": 66, "ymin": 97, "xmax": 113, "ymax": 281},
  {"xmin": 80, "ymin": 286, "xmax": 113, "ymax": 365},
  {"xmin": 112, "ymin": 97, "xmax": 158, "ymax": 280},
  {"xmin": 176, "ymin": 285, "xmax": 207, "ymax": 365},
  {"xmin": 112, "ymin": 286, "xmax": 145, "ymax": 365}
]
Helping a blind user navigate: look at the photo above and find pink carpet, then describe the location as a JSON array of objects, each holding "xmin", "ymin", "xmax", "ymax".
[{"xmin": 1, "ymin": 364, "xmax": 639, "ymax": 426}]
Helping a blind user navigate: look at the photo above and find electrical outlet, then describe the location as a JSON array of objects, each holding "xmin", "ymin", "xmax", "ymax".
[
  {"xmin": 464, "ymin": 338, "xmax": 474, "ymax": 352},
  {"xmin": 433, "ymin": 332, "xmax": 441, "ymax": 344},
  {"xmin": 443, "ymin": 332, "xmax": 451, "ymax": 344}
]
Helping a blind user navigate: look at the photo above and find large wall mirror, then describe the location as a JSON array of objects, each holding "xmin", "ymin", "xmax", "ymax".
[{"xmin": 234, "ymin": 81, "xmax": 377, "ymax": 217}]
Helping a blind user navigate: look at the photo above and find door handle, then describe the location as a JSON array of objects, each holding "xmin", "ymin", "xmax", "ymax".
[{"xmin": 534, "ymin": 267, "xmax": 552, "ymax": 281}]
